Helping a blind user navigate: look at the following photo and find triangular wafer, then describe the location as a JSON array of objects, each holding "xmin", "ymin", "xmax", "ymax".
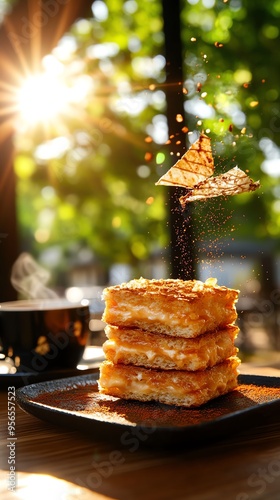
[
  {"xmin": 156, "ymin": 133, "xmax": 260, "ymax": 207},
  {"xmin": 179, "ymin": 167, "xmax": 260, "ymax": 207},
  {"xmin": 156, "ymin": 133, "xmax": 214, "ymax": 188}
]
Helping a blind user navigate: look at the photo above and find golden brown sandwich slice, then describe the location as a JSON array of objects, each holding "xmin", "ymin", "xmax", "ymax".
[
  {"xmin": 102, "ymin": 278, "xmax": 239, "ymax": 339},
  {"xmin": 98, "ymin": 357, "xmax": 240, "ymax": 408},
  {"xmin": 103, "ymin": 324, "xmax": 239, "ymax": 371}
]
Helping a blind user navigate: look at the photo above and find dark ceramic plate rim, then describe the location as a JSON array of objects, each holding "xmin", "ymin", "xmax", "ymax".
[{"xmin": 15, "ymin": 373, "xmax": 280, "ymax": 446}]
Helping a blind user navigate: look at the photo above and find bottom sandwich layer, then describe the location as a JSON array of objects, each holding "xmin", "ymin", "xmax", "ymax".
[{"xmin": 98, "ymin": 357, "xmax": 240, "ymax": 408}]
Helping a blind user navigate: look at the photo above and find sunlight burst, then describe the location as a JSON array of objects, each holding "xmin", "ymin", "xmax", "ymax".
[{"xmin": 17, "ymin": 72, "xmax": 70, "ymax": 125}]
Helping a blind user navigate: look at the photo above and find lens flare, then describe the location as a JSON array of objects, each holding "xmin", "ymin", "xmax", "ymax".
[{"xmin": 16, "ymin": 73, "xmax": 70, "ymax": 125}]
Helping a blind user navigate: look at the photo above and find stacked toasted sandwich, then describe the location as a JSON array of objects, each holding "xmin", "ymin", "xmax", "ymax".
[{"xmin": 98, "ymin": 277, "xmax": 240, "ymax": 407}]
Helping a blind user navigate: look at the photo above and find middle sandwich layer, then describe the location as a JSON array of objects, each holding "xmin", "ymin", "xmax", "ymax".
[{"xmin": 103, "ymin": 324, "xmax": 239, "ymax": 371}]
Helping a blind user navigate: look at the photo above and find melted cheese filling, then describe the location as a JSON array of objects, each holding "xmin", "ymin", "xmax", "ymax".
[
  {"xmin": 106, "ymin": 340, "xmax": 190, "ymax": 363},
  {"xmin": 104, "ymin": 339, "xmax": 231, "ymax": 370},
  {"xmin": 102, "ymin": 375, "xmax": 151, "ymax": 395},
  {"xmin": 114, "ymin": 301, "xmax": 200, "ymax": 335}
]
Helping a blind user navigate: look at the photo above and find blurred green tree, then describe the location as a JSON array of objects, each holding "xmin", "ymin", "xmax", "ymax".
[{"xmin": 11, "ymin": 0, "xmax": 280, "ymax": 286}]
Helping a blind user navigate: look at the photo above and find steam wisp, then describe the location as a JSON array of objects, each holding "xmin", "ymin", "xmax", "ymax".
[{"xmin": 11, "ymin": 253, "xmax": 58, "ymax": 299}]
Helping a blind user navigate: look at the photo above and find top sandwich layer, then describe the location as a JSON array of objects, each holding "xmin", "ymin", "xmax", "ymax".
[{"xmin": 102, "ymin": 277, "xmax": 239, "ymax": 339}]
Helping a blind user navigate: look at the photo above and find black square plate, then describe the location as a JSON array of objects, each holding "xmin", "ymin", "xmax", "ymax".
[{"xmin": 16, "ymin": 373, "xmax": 280, "ymax": 447}]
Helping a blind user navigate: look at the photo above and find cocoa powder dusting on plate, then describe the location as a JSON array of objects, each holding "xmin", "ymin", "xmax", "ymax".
[{"xmin": 31, "ymin": 381, "xmax": 280, "ymax": 429}]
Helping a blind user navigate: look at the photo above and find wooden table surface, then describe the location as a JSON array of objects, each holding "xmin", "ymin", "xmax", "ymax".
[{"xmin": 1, "ymin": 364, "xmax": 280, "ymax": 500}]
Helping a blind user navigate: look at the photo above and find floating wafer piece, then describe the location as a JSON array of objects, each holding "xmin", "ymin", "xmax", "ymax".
[
  {"xmin": 180, "ymin": 166, "xmax": 260, "ymax": 207},
  {"xmin": 156, "ymin": 133, "xmax": 260, "ymax": 206},
  {"xmin": 156, "ymin": 133, "xmax": 214, "ymax": 189}
]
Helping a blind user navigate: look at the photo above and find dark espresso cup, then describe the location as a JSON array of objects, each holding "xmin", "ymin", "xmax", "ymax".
[{"xmin": 0, "ymin": 299, "xmax": 90, "ymax": 373}]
